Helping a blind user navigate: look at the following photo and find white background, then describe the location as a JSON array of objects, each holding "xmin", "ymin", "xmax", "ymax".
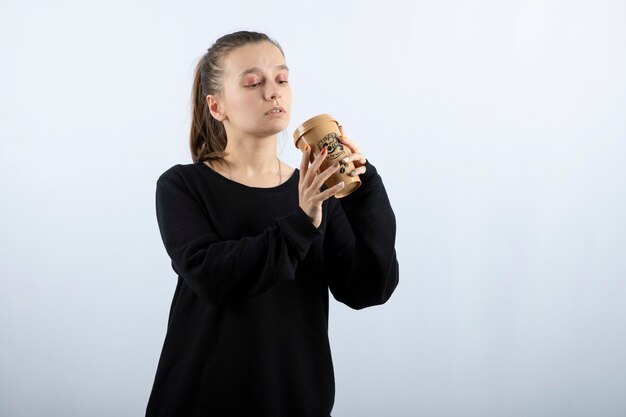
[{"xmin": 1, "ymin": 0, "xmax": 625, "ymax": 416}]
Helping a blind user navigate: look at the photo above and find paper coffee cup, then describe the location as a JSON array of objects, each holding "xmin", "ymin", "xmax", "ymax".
[{"xmin": 293, "ymin": 114, "xmax": 361, "ymax": 198}]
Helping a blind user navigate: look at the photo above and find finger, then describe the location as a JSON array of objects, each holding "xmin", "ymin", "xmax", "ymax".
[
  {"xmin": 311, "ymin": 161, "xmax": 340, "ymax": 190},
  {"xmin": 348, "ymin": 166, "xmax": 367, "ymax": 176},
  {"xmin": 341, "ymin": 152, "xmax": 367, "ymax": 167},
  {"xmin": 299, "ymin": 144, "xmax": 310, "ymax": 180},
  {"xmin": 336, "ymin": 127, "xmax": 354, "ymax": 156},
  {"xmin": 338, "ymin": 134, "xmax": 360, "ymax": 155},
  {"xmin": 312, "ymin": 181, "xmax": 345, "ymax": 202},
  {"xmin": 338, "ymin": 134, "xmax": 359, "ymax": 151},
  {"xmin": 305, "ymin": 147, "xmax": 328, "ymax": 185}
]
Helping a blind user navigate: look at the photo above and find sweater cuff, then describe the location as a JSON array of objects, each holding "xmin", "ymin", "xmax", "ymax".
[
  {"xmin": 358, "ymin": 159, "xmax": 378, "ymax": 182},
  {"xmin": 275, "ymin": 207, "xmax": 323, "ymax": 257},
  {"xmin": 340, "ymin": 160, "xmax": 381, "ymax": 201}
]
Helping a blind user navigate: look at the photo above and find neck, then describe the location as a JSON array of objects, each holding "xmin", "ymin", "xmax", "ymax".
[{"xmin": 222, "ymin": 133, "xmax": 279, "ymax": 176}]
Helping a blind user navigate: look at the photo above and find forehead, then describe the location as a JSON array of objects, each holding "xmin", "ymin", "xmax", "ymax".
[{"xmin": 223, "ymin": 41, "xmax": 286, "ymax": 78}]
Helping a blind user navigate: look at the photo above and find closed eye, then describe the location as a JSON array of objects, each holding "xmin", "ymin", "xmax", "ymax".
[{"xmin": 246, "ymin": 79, "xmax": 288, "ymax": 88}]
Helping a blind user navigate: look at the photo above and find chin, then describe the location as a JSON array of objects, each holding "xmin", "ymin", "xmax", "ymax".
[
  {"xmin": 261, "ymin": 119, "xmax": 291, "ymax": 135},
  {"xmin": 263, "ymin": 127, "xmax": 288, "ymax": 137}
]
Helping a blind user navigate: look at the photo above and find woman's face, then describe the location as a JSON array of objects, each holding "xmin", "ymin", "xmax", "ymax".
[{"xmin": 212, "ymin": 41, "xmax": 292, "ymax": 139}]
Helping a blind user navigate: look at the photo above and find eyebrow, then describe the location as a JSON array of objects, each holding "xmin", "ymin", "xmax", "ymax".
[{"xmin": 238, "ymin": 64, "xmax": 290, "ymax": 78}]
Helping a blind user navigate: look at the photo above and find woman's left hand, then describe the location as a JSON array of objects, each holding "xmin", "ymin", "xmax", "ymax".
[{"xmin": 338, "ymin": 125, "xmax": 367, "ymax": 177}]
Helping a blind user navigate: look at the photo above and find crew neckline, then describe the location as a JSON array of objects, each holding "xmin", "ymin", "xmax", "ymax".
[{"xmin": 197, "ymin": 161, "xmax": 299, "ymax": 194}]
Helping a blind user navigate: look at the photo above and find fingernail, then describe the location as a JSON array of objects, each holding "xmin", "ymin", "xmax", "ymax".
[
  {"xmin": 342, "ymin": 157, "xmax": 349, "ymax": 163},
  {"xmin": 338, "ymin": 181, "xmax": 345, "ymax": 188},
  {"xmin": 304, "ymin": 144, "xmax": 309, "ymax": 151},
  {"xmin": 334, "ymin": 162, "xmax": 340, "ymax": 168},
  {"xmin": 349, "ymin": 170, "xmax": 357, "ymax": 176}
]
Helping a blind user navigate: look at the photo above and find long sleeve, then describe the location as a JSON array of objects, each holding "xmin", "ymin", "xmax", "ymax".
[
  {"xmin": 323, "ymin": 161, "xmax": 399, "ymax": 309},
  {"xmin": 155, "ymin": 167, "xmax": 322, "ymax": 306},
  {"xmin": 147, "ymin": 162, "xmax": 395, "ymax": 416}
]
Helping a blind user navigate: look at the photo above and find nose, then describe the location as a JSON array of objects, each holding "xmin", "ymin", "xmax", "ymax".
[
  {"xmin": 265, "ymin": 86, "xmax": 281, "ymax": 102},
  {"xmin": 267, "ymin": 93, "xmax": 280, "ymax": 103}
]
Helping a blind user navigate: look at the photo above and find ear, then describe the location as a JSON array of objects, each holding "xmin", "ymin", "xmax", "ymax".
[{"xmin": 206, "ymin": 94, "xmax": 226, "ymax": 121}]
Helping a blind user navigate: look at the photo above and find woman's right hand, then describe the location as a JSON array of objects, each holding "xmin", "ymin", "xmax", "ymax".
[{"xmin": 299, "ymin": 145, "xmax": 344, "ymax": 228}]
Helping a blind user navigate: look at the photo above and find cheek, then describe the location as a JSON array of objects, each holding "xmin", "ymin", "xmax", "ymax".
[
  {"xmin": 282, "ymin": 87, "xmax": 293, "ymax": 107},
  {"xmin": 223, "ymin": 85, "xmax": 255, "ymax": 109},
  {"xmin": 228, "ymin": 94, "xmax": 258, "ymax": 117}
]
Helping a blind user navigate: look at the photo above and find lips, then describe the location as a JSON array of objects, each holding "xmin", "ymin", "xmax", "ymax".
[{"xmin": 265, "ymin": 106, "xmax": 285, "ymax": 115}]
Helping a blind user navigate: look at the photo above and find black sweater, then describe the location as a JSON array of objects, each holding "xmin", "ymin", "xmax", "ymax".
[{"xmin": 145, "ymin": 160, "xmax": 399, "ymax": 417}]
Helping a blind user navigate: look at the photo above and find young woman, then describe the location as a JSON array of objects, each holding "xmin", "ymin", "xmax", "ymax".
[{"xmin": 146, "ymin": 30, "xmax": 399, "ymax": 417}]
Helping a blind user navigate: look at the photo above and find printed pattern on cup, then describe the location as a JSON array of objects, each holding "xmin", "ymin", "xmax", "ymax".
[{"xmin": 317, "ymin": 133, "xmax": 350, "ymax": 174}]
